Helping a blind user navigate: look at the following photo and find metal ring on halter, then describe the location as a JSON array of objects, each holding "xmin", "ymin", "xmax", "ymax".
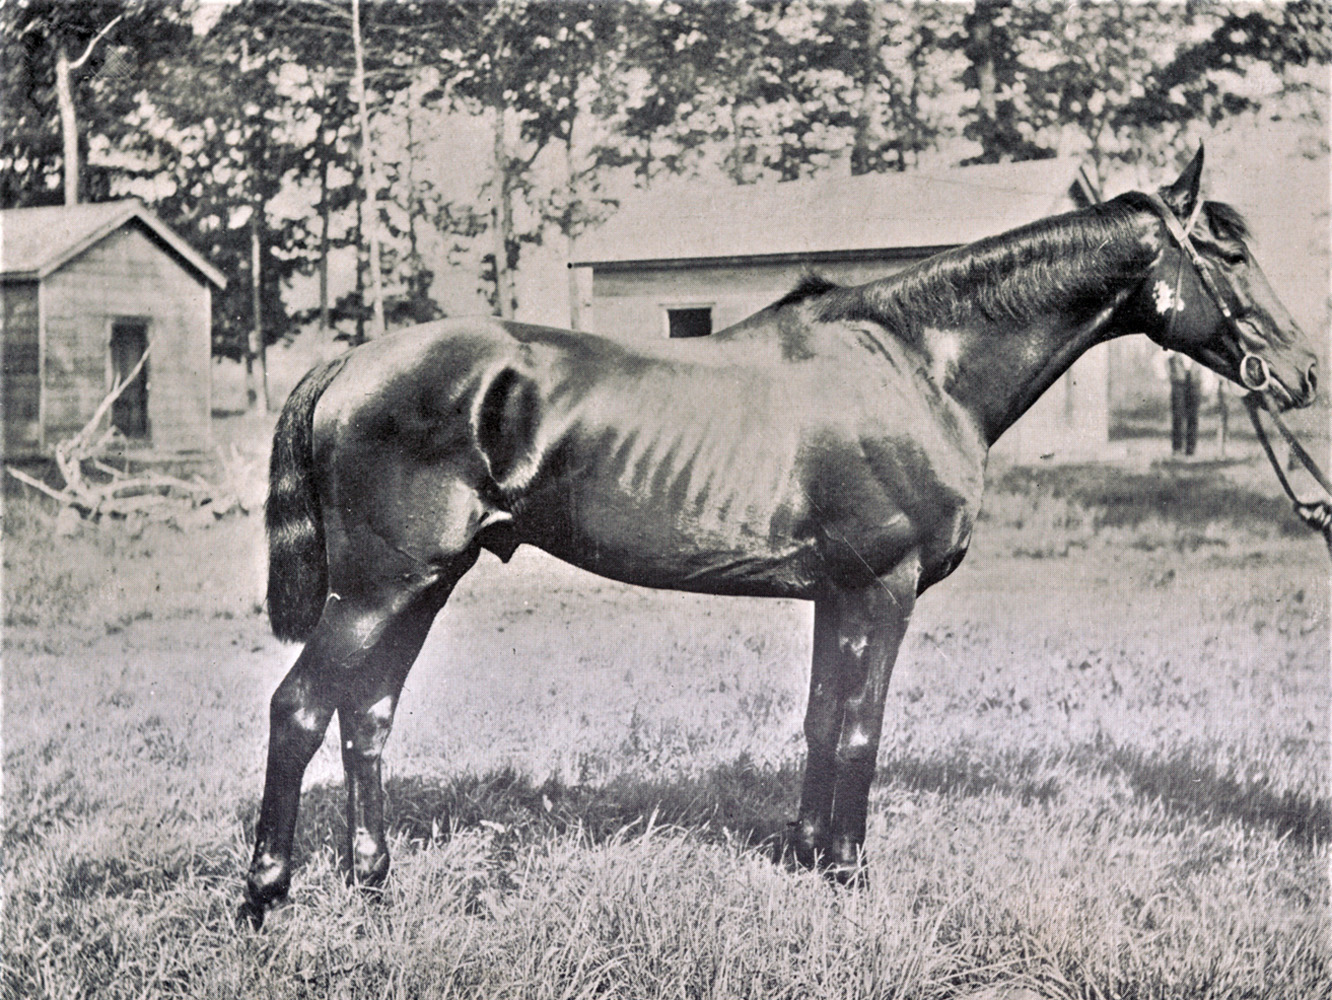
[{"xmin": 1240, "ymin": 353, "xmax": 1272, "ymax": 392}]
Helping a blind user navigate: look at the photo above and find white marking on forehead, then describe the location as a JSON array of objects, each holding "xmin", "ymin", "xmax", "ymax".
[{"xmin": 1152, "ymin": 280, "xmax": 1184, "ymax": 315}]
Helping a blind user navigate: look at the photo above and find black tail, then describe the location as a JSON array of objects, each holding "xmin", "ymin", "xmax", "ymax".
[{"xmin": 265, "ymin": 356, "xmax": 348, "ymax": 642}]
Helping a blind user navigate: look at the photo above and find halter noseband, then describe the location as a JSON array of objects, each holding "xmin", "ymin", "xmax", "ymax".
[{"xmin": 1145, "ymin": 192, "xmax": 1272, "ymax": 393}]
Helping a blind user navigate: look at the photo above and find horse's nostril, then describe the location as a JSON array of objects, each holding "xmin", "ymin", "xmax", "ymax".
[{"xmin": 1308, "ymin": 363, "xmax": 1318, "ymax": 397}]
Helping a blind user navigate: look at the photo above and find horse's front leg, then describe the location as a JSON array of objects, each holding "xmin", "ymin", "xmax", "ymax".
[{"xmin": 789, "ymin": 557, "xmax": 920, "ymax": 883}]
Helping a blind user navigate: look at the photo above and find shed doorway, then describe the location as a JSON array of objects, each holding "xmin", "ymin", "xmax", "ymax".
[{"xmin": 110, "ymin": 320, "xmax": 149, "ymax": 439}]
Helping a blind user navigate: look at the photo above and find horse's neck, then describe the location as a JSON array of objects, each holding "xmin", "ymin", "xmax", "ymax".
[
  {"xmin": 929, "ymin": 232, "xmax": 1152, "ymax": 447},
  {"xmin": 955, "ymin": 297, "xmax": 1134, "ymax": 447}
]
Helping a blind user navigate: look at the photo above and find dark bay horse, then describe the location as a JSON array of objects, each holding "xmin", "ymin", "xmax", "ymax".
[{"xmin": 241, "ymin": 149, "xmax": 1318, "ymax": 923}]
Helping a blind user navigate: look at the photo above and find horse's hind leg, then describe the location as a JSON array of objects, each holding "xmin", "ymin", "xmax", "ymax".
[
  {"xmin": 241, "ymin": 552, "xmax": 475, "ymax": 925},
  {"xmin": 335, "ymin": 563, "xmax": 474, "ymax": 890},
  {"xmin": 242, "ymin": 602, "xmax": 352, "ymax": 923}
]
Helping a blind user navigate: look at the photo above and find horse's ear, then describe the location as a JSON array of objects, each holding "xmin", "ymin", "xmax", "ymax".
[{"xmin": 1161, "ymin": 145, "xmax": 1204, "ymax": 221}]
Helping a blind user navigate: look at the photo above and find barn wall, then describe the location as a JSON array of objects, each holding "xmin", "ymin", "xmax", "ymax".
[
  {"xmin": 42, "ymin": 225, "xmax": 211, "ymax": 450},
  {"xmin": 588, "ymin": 254, "xmax": 1109, "ymax": 462},
  {"xmin": 587, "ymin": 257, "xmax": 913, "ymax": 342},
  {"xmin": 2, "ymin": 281, "xmax": 42, "ymax": 456}
]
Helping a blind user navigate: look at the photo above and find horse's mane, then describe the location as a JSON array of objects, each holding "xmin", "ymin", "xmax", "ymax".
[{"xmin": 779, "ymin": 194, "xmax": 1248, "ymax": 343}]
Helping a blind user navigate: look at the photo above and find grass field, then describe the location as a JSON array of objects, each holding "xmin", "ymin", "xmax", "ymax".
[{"xmin": 3, "ymin": 444, "xmax": 1329, "ymax": 999}]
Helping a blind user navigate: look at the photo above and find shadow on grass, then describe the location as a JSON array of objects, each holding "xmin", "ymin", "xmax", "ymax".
[
  {"xmin": 881, "ymin": 747, "xmax": 1064, "ymax": 806},
  {"xmin": 254, "ymin": 739, "xmax": 1327, "ymax": 872},
  {"xmin": 1102, "ymin": 743, "xmax": 1330, "ymax": 848},
  {"xmin": 281, "ymin": 757, "xmax": 802, "ymax": 864},
  {"xmin": 990, "ymin": 462, "xmax": 1309, "ymax": 536}
]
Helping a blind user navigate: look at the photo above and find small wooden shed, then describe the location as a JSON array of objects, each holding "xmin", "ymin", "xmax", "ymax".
[
  {"xmin": 571, "ymin": 160, "xmax": 1108, "ymax": 462},
  {"xmin": 1, "ymin": 199, "xmax": 226, "ymax": 459}
]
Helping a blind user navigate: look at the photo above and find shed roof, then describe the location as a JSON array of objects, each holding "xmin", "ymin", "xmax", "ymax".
[
  {"xmin": 0, "ymin": 199, "xmax": 226, "ymax": 289},
  {"xmin": 572, "ymin": 159, "xmax": 1097, "ymax": 267}
]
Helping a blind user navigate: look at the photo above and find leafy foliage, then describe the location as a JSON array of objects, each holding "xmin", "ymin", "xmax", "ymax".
[{"xmin": 1, "ymin": 0, "xmax": 1325, "ymax": 352}]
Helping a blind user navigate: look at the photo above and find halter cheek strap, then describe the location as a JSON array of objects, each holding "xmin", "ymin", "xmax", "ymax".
[
  {"xmin": 1148, "ymin": 191, "xmax": 1332, "ymax": 542},
  {"xmin": 1145, "ymin": 192, "xmax": 1269, "ymax": 390}
]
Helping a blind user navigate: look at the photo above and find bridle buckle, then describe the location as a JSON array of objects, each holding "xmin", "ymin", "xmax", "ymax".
[{"xmin": 1240, "ymin": 353, "xmax": 1272, "ymax": 392}]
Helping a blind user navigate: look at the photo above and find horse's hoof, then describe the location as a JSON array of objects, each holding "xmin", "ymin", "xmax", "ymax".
[
  {"xmin": 822, "ymin": 861, "xmax": 869, "ymax": 889},
  {"xmin": 775, "ymin": 820, "xmax": 824, "ymax": 871},
  {"xmin": 345, "ymin": 847, "xmax": 391, "ymax": 894},
  {"xmin": 236, "ymin": 899, "xmax": 266, "ymax": 931}
]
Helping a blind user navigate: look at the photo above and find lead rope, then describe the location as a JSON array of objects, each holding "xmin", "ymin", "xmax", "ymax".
[{"xmin": 1244, "ymin": 392, "xmax": 1332, "ymax": 552}]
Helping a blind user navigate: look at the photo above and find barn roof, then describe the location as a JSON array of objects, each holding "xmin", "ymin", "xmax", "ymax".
[
  {"xmin": 0, "ymin": 199, "xmax": 226, "ymax": 288},
  {"xmin": 572, "ymin": 159, "xmax": 1097, "ymax": 267}
]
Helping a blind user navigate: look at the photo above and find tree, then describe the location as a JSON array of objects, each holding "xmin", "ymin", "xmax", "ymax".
[
  {"xmin": 0, "ymin": 0, "xmax": 193, "ymax": 208},
  {"xmin": 954, "ymin": 1, "xmax": 1331, "ymax": 182},
  {"xmin": 419, "ymin": 0, "xmax": 619, "ymax": 317},
  {"xmin": 137, "ymin": 2, "xmax": 328, "ymax": 365}
]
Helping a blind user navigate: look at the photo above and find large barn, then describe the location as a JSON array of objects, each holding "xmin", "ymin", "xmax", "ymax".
[
  {"xmin": 570, "ymin": 160, "xmax": 1107, "ymax": 462},
  {"xmin": 1, "ymin": 200, "xmax": 225, "ymax": 459}
]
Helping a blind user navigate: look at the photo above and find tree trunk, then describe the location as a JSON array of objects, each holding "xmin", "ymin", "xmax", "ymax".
[
  {"xmin": 491, "ymin": 100, "xmax": 516, "ymax": 320},
  {"xmin": 353, "ymin": 182, "xmax": 366, "ymax": 346},
  {"xmin": 56, "ymin": 46, "xmax": 79, "ymax": 205},
  {"xmin": 850, "ymin": 2, "xmax": 886, "ymax": 177},
  {"xmin": 250, "ymin": 211, "xmax": 269, "ymax": 411},
  {"xmin": 318, "ymin": 135, "xmax": 330, "ymax": 332},
  {"xmin": 967, "ymin": 1, "xmax": 1003, "ymax": 162},
  {"xmin": 404, "ymin": 86, "xmax": 423, "ymax": 311},
  {"xmin": 352, "ymin": 0, "xmax": 386, "ymax": 339}
]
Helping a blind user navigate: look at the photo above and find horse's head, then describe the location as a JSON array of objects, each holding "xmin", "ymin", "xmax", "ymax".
[{"xmin": 1140, "ymin": 147, "xmax": 1319, "ymax": 411}]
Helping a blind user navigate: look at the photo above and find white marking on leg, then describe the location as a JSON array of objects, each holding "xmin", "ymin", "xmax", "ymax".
[
  {"xmin": 293, "ymin": 705, "xmax": 323, "ymax": 733},
  {"xmin": 367, "ymin": 694, "xmax": 395, "ymax": 724},
  {"xmin": 924, "ymin": 330, "xmax": 964, "ymax": 385},
  {"xmin": 353, "ymin": 826, "xmax": 379, "ymax": 860},
  {"xmin": 839, "ymin": 634, "xmax": 869, "ymax": 658}
]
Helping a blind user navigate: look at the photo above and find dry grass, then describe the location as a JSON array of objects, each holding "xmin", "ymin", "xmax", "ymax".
[{"xmin": 3, "ymin": 454, "xmax": 1328, "ymax": 999}]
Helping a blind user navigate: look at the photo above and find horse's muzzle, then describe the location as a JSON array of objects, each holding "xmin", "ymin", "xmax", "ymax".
[{"xmin": 1244, "ymin": 354, "xmax": 1319, "ymax": 409}]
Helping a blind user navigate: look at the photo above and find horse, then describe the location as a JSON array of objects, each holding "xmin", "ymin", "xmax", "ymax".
[{"xmin": 240, "ymin": 148, "xmax": 1318, "ymax": 925}]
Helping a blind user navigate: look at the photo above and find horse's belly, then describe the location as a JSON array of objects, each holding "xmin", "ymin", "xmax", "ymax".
[{"xmin": 513, "ymin": 473, "xmax": 820, "ymax": 598}]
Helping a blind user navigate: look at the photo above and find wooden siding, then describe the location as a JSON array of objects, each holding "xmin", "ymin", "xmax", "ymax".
[
  {"xmin": 41, "ymin": 224, "xmax": 211, "ymax": 450},
  {"xmin": 2, "ymin": 281, "xmax": 41, "ymax": 456},
  {"xmin": 587, "ymin": 257, "xmax": 912, "ymax": 343}
]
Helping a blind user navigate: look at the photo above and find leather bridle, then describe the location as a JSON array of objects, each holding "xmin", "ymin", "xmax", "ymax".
[
  {"xmin": 1145, "ymin": 192, "xmax": 1331, "ymax": 537},
  {"xmin": 1145, "ymin": 192, "xmax": 1275, "ymax": 393}
]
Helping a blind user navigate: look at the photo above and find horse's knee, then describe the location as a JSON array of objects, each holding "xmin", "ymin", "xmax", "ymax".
[{"xmin": 268, "ymin": 682, "xmax": 332, "ymax": 760}]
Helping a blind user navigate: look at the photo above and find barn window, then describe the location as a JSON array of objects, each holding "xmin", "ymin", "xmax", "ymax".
[
  {"xmin": 110, "ymin": 319, "xmax": 149, "ymax": 439},
  {"xmin": 666, "ymin": 307, "xmax": 712, "ymax": 338}
]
